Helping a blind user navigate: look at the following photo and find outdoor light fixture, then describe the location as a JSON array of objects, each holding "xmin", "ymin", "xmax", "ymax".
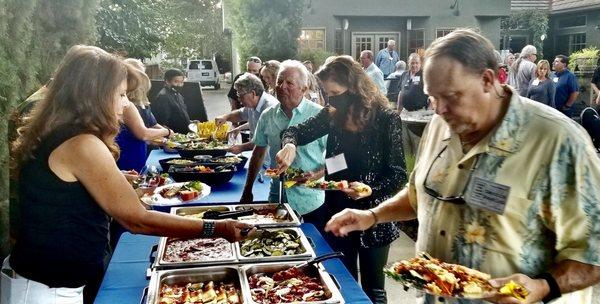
[
  {"xmin": 450, "ymin": 0, "xmax": 460, "ymax": 16},
  {"xmin": 343, "ymin": 18, "xmax": 349, "ymax": 30},
  {"xmin": 407, "ymin": 19, "xmax": 412, "ymax": 30}
]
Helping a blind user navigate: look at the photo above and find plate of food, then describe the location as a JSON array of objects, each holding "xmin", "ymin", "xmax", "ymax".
[
  {"xmin": 169, "ymin": 164, "xmax": 236, "ymax": 185},
  {"xmin": 303, "ymin": 180, "xmax": 372, "ymax": 195},
  {"xmin": 384, "ymin": 253, "xmax": 529, "ymax": 300},
  {"xmin": 176, "ymin": 140, "xmax": 230, "ymax": 158},
  {"xmin": 142, "ymin": 181, "xmax": 210, "ymax": 206},
  {"xmin": 158, "ymin": 157, "xmax": 198, "ymax": 172}
]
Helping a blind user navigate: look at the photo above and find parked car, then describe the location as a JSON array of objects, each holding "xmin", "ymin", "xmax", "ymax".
[{"xmin": 186, "ymin": 59, "xmax": 220, "ymax": 89}]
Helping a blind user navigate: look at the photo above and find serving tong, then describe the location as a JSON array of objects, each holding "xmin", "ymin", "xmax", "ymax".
[
  {"xmin": 203, "ymin": 209, "xmax": 254, "ymax": 220},
  {"xmin": 293, "ymin": 252, "xmax": 345, "ymax": 271}
]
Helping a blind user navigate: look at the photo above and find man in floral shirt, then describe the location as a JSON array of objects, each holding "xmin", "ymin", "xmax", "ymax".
[{"xmin": 325, "ymin": 29, "xmax": 600, "ymax": 304}]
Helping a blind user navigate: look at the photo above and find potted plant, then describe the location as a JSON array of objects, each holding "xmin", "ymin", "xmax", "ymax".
[{"xmin": 568, "ymin": 47, "xmax": 599, "ymax": 72}]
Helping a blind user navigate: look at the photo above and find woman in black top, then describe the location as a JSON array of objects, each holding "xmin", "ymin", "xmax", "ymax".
[
  {"xmin": 6, "ymin": 45, "xmax": 251, "ymax": 304},
  {"xmin": 275, "ymin": 56, "xmax": 408, "ymax": 303}
]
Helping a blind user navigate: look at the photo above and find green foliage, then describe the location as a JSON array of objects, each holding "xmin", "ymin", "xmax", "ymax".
[
  {"xmin": 96, "ymin": 0, "xmax": 165, "ymax": 58},
  {"xmin": 568, "ymin": 47, "xmax": 599, "ymax": 71},
  {"xmin": 96, "ymin": 0, "xmax": 231, "ymax": 63},
  {"xmin": 502, "ymin": 10, "xmax": 549, "ymax": 55},
  {"xmin": 162, "ymin": 0, "xmax": 231, "ymax": 61},
  {"xmin": 227, "ymin": 0, "xmax": 306, "ymax": 70},
  {"xmin": 297, "ymin": 48, "xmax": 335, "ymax": 71},
  {"xmin": 0, "ymin": 0, "xmax": 99, "ymax": 257}
]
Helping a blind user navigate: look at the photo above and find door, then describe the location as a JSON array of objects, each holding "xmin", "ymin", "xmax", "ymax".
[{"xmin": 352, "ymin": 32, "xmax": 400, "ymax": 59}]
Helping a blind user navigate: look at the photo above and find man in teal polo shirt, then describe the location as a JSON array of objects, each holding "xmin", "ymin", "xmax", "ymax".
[{"xmin": 240, "ymin": 60, "xmax": 327, "ymax": 227}]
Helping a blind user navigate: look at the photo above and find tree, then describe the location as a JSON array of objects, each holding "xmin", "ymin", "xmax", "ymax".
[
  {"xmin": 96, "ymin": 0, "xmax": 231, "ymax": 65},
  {"xmin": 501, "ymin": 10, "xmax": 549, "ymax": 55},
  {"xmin": 96, "ymin": 0, "xmax": 166, "ymax": 58},
  {"xmin": 227, "ymin": 0, "xmax": 305, "ymax": 70},
  {"xmin": 161, "ymin": 0, "xmax": 231, "ymax": 62},
  {"xmin": 0, "ymin": 0, "xmax": 99, "ymax": 258}
]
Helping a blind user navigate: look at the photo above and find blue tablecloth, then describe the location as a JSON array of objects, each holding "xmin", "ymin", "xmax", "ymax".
[
  {"xmin": 95, "ymin": 224, "xmax": 372, "ymax": 304},
  {"xmin": 146, "ymin": 150, "xmax": 271, "ymax": 206}
]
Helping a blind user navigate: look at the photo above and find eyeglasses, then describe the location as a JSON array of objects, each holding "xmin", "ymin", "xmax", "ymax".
[
  {"xmin": 248, "ymin": 57, "xmax": 262, "ymax": 64},
  {"xmin": 422, "ymin": 145, "xmax": 482, "ymax": 205},
  {"xmin": 236, "ymin": 90, "xmax": 252, "ymax": 98}
]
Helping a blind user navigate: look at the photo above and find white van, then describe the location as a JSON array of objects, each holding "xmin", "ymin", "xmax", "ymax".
[{"xmin": 186, "ymin": 59, "xmax": 220, "ymax": 89}]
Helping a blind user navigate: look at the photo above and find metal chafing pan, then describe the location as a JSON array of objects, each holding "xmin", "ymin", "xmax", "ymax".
[
  {"xmin": 171, "ymin": 205, "xmax": 234, "ymax": 218},
  {"xmin": 235, "ymin": 228, "xmax": 315, "ymax": 264},
  {"xmin": 231, "ymin": 203, "xmax": 301, "ymax": 227},
  {"xmin": 146, "ymin": 266, "xmax": 246, "ymax": 304},
  {"xmin": 153, "ymin": 236, "xmax": 238, "ymax": 269},
  {"xmin": 240, "ymin": 262, "xmax": 344, "ymax": 304}
]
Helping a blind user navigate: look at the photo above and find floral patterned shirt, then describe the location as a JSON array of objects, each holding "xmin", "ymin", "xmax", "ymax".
[{"xmin": 408, "ymin": 86, "xmax": 600, "ymax": 304}]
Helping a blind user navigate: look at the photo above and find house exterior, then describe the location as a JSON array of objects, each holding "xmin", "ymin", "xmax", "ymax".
[
  {"xmin": 509, "ymin": 0, "xmax": 600, "ymax": 59},
  {"xmin": 299, "ymin": 0, "xmax": 510, "ymax": 60}
]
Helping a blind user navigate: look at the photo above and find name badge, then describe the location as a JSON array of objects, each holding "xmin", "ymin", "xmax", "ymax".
[
  {"xmin": 532, "ymin": 79, "xmax": 540, "ymax": 86},
  {"xmin": 388, "ymin": 56, "xmax": 393, "ymax": 61},
  {"xmin": 325, "ymin": 153, "xmax": 348, "ymax": 174},
  {"xmin": 412, "ymin": 76, "xmax": 420, "ymax": 84},
  {"xmin": 553, "ymin": 77, "xmax": 559, "ymax": 83},
  {"xmin": 465, "ymin": 176, "xmax": 510, "ymax": 214}
]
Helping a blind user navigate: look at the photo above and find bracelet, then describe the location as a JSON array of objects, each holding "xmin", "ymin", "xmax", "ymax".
[
  {"xmin": 368, "ymin": 209, "xmax": 378, "ymax": 229},
  {"xmin": 535, "ymin": 272, "xmax": 562, "ymax": 303},
  {"xmin": 201, "ymin": 220, "xmax": 216, "ymax": 237},
  {"xmin": 166, "ymin": 129, "xmax": 172, "ymax": 138}
]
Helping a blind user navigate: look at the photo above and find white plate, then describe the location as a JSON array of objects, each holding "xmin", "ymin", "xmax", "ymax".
[{"xmin": 141, "ymin": 182, "xmax": 211, "ymax": 206}]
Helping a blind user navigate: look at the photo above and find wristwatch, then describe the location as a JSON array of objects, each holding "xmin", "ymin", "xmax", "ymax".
[
  {"xmin": 535, "ymin": 272, "xmax": 562, "ymax": 303},
  {"xmin": 201, "ymin": 220, "xmax": 216, "ymax": 237}
]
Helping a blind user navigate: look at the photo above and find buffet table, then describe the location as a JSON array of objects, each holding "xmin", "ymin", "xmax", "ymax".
[
  {"xmin": 95, "ymin": 149, "xmax": 372, "ymax": 303},
  {"xmin": 145, "ymin": 150, "xmax": 271, "ymax": 204}
]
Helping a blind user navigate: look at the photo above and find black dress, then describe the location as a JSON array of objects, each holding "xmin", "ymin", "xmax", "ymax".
[{"xmin": 282, "ymin": 105, "xmax": 408, "ymax": 248}]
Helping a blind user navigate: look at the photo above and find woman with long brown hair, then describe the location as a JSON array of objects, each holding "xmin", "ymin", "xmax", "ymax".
[
  {"xmin": 274, "ymin": 56, "xmax": 407, "ymax": 303},
  {"xmin": 4, "ymin": 45, "xmax": 250, "ymax": 304}
]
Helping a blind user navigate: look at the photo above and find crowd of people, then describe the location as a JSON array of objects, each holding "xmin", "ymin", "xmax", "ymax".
[{"xmin": 3, "ymin": 28, "xmax": 600, "ymax": 304}]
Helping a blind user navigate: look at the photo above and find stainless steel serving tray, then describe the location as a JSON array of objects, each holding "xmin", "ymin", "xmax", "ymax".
[
  {"xmin": 240, "ymin": 262, "xmax": 345, "ymax": 304},
  {"xmin": 152, "ymin": 228, "xmax": 315, "ymax": 269},
  {"xmin": 171, "ymin": 203, "xmax": 301, "ymax": 227},
  {"xmin": 146, "ymin": 266, "xmax": 246, "ymax": 304},
  {"xmin": 235, "ymin": 228, "xmax": 315, "ymax": 264},
  {"xmin": 231, "ymin": 203, "xmax": 301, "ymax": 228},
  {"xmin": 154, "ymin": 236, "xmax": 237, "ymax": 269}
]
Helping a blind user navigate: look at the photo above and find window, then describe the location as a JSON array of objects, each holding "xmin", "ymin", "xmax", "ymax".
[
  {"xmin": 334, "ymin": 29, "xmax": 343, "ymax": 55},
  {"xmin": 201, "ymin": 61, "xmax": 212, "ymax": 70},
  {"xmin": 408, "ymin": 30, "xmax": 424, "ymax": 54},
  {"xmin": 436, "ymin": 28, "xmax": 454, "ymax": 38},
  {"xmin": 555, "ymin": 33, "xmax": 586, "ymax": 54},
  {"xmin": 299, "ymin": 29, "xmax": 325, "ymax": 51},
  {"xmin": 558, "ymin": 15, "xmax": 586, "ymax": 29},
  {"xmin": 570, "ymin": 33, "xmax": 586, "ymax": 52}
]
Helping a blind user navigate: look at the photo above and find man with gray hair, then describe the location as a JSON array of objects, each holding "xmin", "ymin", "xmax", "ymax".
[
  {"xmin": 511, "ymin": 45, "xmax": 538, "ymax": 96},
  {"xmin": 215, "ymin": 72, "xmax": 278, "ymax": 154},
  {"xmin": 375, "ymin": 39, "xmax": 400, "ymax": 79},
  {"xmin": 360, "ymin": 50, "xmax": 387, "ymax": 94},
  {"xmin": 241, "ymin": 60, "xmax": 328, "ymax": 230}
]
